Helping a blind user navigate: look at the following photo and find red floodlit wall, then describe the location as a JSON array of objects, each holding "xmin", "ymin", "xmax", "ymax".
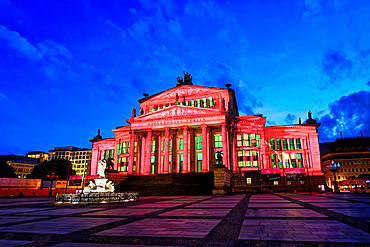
[
  {"xmin": 0, "ymin": 188, "xmax": 76, "ymax": 198},
  {"xmin": 91, "ymin": 138, "xmax": 116, "ymax": 176},
  {"xmin": 264, "ymin": 125, "xmax": 323, "ymax": 175}
]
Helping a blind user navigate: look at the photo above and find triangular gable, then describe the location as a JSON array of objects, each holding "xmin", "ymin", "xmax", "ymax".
[
  {"xmin": 142, "ymin": 85, "xmax": 226, "ymax": 104},
  {"xmin": 134, "ymin": 105, "xmax": 223, "ymax": 121}
]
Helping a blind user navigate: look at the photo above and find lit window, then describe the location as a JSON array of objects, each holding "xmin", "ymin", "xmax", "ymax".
[
  {"xmin": 196, "ymin": 136, "xmax": 202, "ymax": 149},
  {"xmin": 296, "ymin": 139, "xmax": 302, "ymax": 150},
  {"xmin": 190, "ymin": 100, "xmax": 195, "ymax": 107},
  {"xmin": 270, "ymin": 139, "xmax": 275, "ymax": 151},
  {"xmin": 208, "ymin": 96, "xmax": 213, "ymax": 107},
  {"xmin": 214, "ymin": 134, "xmax": 222, "ymax": 148},
  {"xmin": 151, "ymin": 141, "xmax": 155, "ymax": 152},
  {"xmin": 276, "ymin": 139, "xmax": 281, "ymax": 151},
  {"xmin": 289, "ymin": 139, "xmax": 295, "ymax": 150},
  {"xmin": 283, "ymin": 139, "xmax": 288, "ymax": 150},
  {"xmin": 196, "ymin": 99, "xmax": 201, "ymax": 107},
  {"xmin": 179, "ymin": 138, "xmax": 183, "ymax": 151},
  {"xmin": 202, "ymin": 98, "xmax": 207, "ymax": 107}
]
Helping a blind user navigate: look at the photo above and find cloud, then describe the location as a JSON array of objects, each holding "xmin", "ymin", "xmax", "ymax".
[
  {"xmin": 0, "ymin": 93, "xmax": 9, "ymax": 101},
  {"xmin": 0, "ymin": 25, "xmax": 41, "ymax": 61},
  {"xmin": 318, "ymin": 49, "xmax": 353, "ymax": 84},
  {"xmin": 319, "ymin": 90, "xmax": 370, "ymax": 141},
  {"xmin": 284, "ymin": 113, "xmax": 296, "ymax": 124},
  {"xmin": 0, "ymin": 25, "xmax": 72, "ymax": 63},
  {"xmin": 318, "ymin": 47, "xmax": 370, "ymax": 86}
]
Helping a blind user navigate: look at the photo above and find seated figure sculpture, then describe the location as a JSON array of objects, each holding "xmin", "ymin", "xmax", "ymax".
[{"xmin": 83, "ymin": 158, "xmax": 115, "ymax": 193}]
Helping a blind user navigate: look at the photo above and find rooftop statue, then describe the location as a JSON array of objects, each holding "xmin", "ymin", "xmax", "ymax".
[
  {"xmin": 308, "ymin": 111, "xmax": 312, "ymax": 120},
  {"xmin": 183, "ymin": 71, "xmax": 192, "ymax": 84},
  {"xmin": 176, "ymin": 71, "xmax": 193, "ymax": 86}
]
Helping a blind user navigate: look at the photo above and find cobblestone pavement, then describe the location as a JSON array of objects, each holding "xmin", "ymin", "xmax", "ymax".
[{"xmin": 0, "ymin": 193, "xmax": 369, "ymax": 246}]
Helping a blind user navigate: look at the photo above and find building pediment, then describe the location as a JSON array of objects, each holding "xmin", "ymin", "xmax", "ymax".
[
  {"xmin": 139, "ymin": 85, "xmax": 227, "ymax": 104},
  {"xmin": 132, "ymin": 105, "xmax": 223, "ymax": 122}
]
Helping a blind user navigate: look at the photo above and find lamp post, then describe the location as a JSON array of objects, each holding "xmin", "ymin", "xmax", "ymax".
[
  {"xmin": 65, "ymin": 161, "xmax": 71, "ymax": 194},
  {"xmin": 327, "ymin": 160, "xmax": 341, "ymax": 193},
  {"xmin": 305, "ymin": 164, "xmax": 311, "ymax": 194},
  {"xmin": 47, "ymin": 172, "xmax": 59, "ymax": 197}
]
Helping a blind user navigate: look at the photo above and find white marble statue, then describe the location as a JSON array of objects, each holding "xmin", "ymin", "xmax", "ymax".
[{"xmin": 97, "ymin": 159, "xmax": 107, "ymax": 178}]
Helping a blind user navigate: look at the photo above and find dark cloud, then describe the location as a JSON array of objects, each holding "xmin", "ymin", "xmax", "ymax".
[
  {"xmin": 318, "ymin": 47, "xmax": 370, "ymax": 87},
  {"xmin": 318, "ymin": 49, "xmax": 353, "ymax": 85},
  {"xmin": 284, "ymin": 113, "xmax": 296, "ymax": 124},
  {"xmin": 319, "ymin": 90, "xmax": 370, "ymax": 141}
]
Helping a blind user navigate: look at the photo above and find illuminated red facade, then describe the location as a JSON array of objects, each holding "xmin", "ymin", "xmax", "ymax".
[{"xmin": 90, "ymin": 79, "xmax": 323, "ymax": 180}]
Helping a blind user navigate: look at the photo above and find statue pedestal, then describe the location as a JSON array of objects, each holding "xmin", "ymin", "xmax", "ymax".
[{"xmin": 83, "ymin": 178, "xmax": 114, "ymax": 193}]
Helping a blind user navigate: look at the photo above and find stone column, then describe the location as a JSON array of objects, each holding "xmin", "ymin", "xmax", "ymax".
[
  {"xmin": 189, "ymin": 128, "xmax": 195, "ymax": 173},
  {"xmin": 164, "ymin": 128, "xmax": 170, "ymax": 174},
  {"xmin": 221, "ymin": 123, "xmax": 229, "ymax": 168},
  {"xmin": 201, "ymin": 125, "xmax": 208, "ymax": 172},
  {"xmin": 232, "ymin": 130, "xmax": 237, "ymax": 173},
  {"xmin": 171, "ymin": 129, "xmax": 178, "ymax": 173},
  {"xmin": 182, "ymin": 126, "xmax": 189, "ymax": 173},
  {"xmin": 128, "ymin": 130, "xmax": 135, "ymax": 174},
  {"xmin": 145, "ymin": 129, "xmax": 152, "ymax": 175},
  {"xmin": 140, "ymin": 134, "xmax": 146, "ymax": 175}
]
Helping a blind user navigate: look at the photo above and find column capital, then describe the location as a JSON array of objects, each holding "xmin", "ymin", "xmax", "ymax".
[
  {"xmin": 164, "ymin": 127, "xmax": 170, "ymax": 132},
  {"xmin": 182, "ymin": 125, "xmax": 189, "ymax": 131},
  {"xmin": 129, "ymin": 130, "xmax": 136, "ymax": 135},
  {"xmin": 147, "ymin": 128, "xmax": 153, "ymax": 133},
  {"xmin": 201, "ymin": 124, "xmax": 208, "ymax": 130},
  {"xmin": 221, "ymin": 122, "xmax": 227, "ymax": 127},
  {"xmin": 153, "ymin": 130, "xmax": 161, "ymax": 136}
]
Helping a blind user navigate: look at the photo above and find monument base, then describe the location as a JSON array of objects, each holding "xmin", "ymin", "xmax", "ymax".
[{"xmin": 54, "ymin": 192, "xmax": 139, "ymax": 205}]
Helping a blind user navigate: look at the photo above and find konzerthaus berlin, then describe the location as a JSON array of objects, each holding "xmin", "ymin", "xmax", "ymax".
[{"xmin": 90, "ymin": 73, "xmax": 324, "ymax": 186}]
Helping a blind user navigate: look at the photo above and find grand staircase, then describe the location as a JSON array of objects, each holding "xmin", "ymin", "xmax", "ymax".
[{"xmin": 115, "ymin": 172, "xmax": 214, "ymax": 196}]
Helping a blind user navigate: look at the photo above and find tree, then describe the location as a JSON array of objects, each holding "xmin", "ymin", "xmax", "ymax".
[
  {"xmin": 28, "ymin": 159, "xmax": 76, "ymax": 180},
  {"xmin": 358, "ymin": 174, "xmax": 370, "ymax": 180},
  {"xmin": 0, "ymin": 161, "xmax": 17, "ymax": 178}
]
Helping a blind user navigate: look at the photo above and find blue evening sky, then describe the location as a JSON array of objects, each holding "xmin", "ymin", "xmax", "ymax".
[{"xmin": 0, "ymin": 0, "xmax": 369, "ymax": 155}]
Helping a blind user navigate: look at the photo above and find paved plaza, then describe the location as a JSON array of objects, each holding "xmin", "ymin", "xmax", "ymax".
[{"xmin": 0, "ymin": 193, "xmax": 369, "ymax": 246}]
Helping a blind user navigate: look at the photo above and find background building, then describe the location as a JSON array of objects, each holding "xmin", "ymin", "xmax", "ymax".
[
  {"xmin": 26, "ymin": 151, "xmax": 48, "ymax": 164},
  {"xmin": 47, "ymin": 146, "xmax": 91, "ymax": 176},
  {"xmin": 321, "ymin": 137, "xmax": 370, "ymax": 190},
  {"xmin": 90, "ymin": 74, "xmax": 325, "ymax": 190},
  {"xmin": 0, "ymin": 155, "xmax": 38, "ymax": 178}
]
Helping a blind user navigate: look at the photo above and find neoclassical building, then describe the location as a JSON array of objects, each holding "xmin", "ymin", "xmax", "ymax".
[{"xmin": 90, "ymin": 74, "xmax": 324, "ymax": 184}]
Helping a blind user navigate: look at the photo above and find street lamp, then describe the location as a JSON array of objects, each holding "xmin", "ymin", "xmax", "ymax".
[
  {"xmin": 304, "ymin": 164, "xmax": 311, "ymax": 194},
  {"xmin": 327, "ymin": 160, "xmax": 341, "ymax": 193}
]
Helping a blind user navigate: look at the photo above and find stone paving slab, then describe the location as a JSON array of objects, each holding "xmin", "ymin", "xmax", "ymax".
[
  {"xmin": 81, "ymin": 208, "xmax": 161, "ymax": 216},
  {"xmin": 185, "ymin": 203, "xmax": 236, "ymax": 208},
  {"xmin": 248, "ymin": 203, "xmax": 303, "ymax": 208},
  {"xmin": 0, "ymin": 216, "xmax": 45, "ymax": 225},
  {"xmin": 159, "ymin": 208, "xmax": 231, "ymax": 217},
  {"xmin": 0, "ymin": 216, "xmax": 125, "ymax": 234},
  {"xmin": 0, "ymin": 239, "xmax": 33, "ymax": 246},
  {"xmin": 0, "ymin": 207, "xmax": 51, "ymax": 215},
  {"xmin": 94, "ymin": 218, "xmax": 221, "ymax": 238},
  {"xmin": 127, "ymin": 203, "xmax": 183, "ymax": 208},
  {"xmin": 309, "ymin": 202, "xmax": 369, "ymax": 208},
  {"xmin": 127, "ymin": 203, "xmax": 183, "ymax": 209},
  {"xmin": 245, "ymin": 208, "xmax": 327, "ymax": 217},
  {"xmin": 239, "ymin": 219, "xmax": 369, "ymax": 242},
  {"xmin": 54, "ymin": 243, "xmax": 179, "ymax": 247},
  {"xmin": 327, "ymin": 208, "xmax": 370, "ymax": 217},
  {"xmin": 18, "ymin": 207, "xmax": 104, "ymax": 216}
]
